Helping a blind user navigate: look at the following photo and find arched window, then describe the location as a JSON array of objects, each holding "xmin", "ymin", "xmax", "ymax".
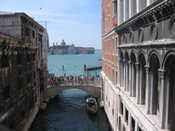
[
  {"xmin": 131, "ymin": 53, "xmax": 136, "ymax": 97},
  {"xmin": 138, "ymin": 54, "xmax": 146, "ymax": 104},
  {"xmin": 2, "ymin": 86, "xmax": 10, "ymax": 100},
  {"xmin": 124, "ymin": 52, "xmax": 129, "ymax": 92},
  {"xmin": 164, "ymin": 55, "xmax": 175, "ymax": 130},
  {"xmin": 119, "ymin": 52, "xmax": 124, "ymax": 87},
  {"xmin": 17, "ymin": 54, "xmax": 22, "ymax": 65},
  {"xmin": 149, "ymin": 54, "xmax": 160, "ymax": 114},
  {"xmin": 1, "ymin": 55, "xmax": 9, "ymax": 68}
]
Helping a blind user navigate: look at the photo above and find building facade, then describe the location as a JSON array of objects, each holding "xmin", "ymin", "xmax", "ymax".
[
  {"xmin": 102, "ymin": 0, "xmax": 175, "ymax": 131},
  {"xmin": 0, "ymin": 13, "xmax": 49, "ymax": 131},
  {"xmin": 101, "ymin": 0, "xmax": 119, "ymax": 130}
]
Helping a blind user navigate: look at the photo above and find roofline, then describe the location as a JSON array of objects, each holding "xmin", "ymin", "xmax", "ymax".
[{"xmin": 0, "ymin": 12, "xmax": 45, "ymax": 30}]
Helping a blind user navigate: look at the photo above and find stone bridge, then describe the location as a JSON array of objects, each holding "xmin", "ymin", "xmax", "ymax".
[{"xmin": 45, "ymin": 80, "xmax": 102, "ymax": 102}]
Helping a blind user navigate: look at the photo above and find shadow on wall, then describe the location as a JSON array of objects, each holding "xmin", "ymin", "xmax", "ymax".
[{"xmin": 0, "ymin": 125, "xmax": 12, "ymax": 131}]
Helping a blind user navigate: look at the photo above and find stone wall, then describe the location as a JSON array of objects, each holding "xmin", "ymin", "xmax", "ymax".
[
  {"xmin": 0, "ymin": 13, "xmax": 49, "ymax": 131},
  {"xmin": 0, "ymin": 38, "xmax": 37, "ymax": 131}
]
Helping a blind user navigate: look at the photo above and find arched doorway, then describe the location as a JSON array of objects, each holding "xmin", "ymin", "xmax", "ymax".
[
  {"xmin": 149, "ymin": 54, "xmax": 160, "ymax": 114},
  {"xmin": 164, "ymin": 55, "xmax": 175, "ymax": 130},
  {"xmin": 138, "ymin": 54, "xmax": 146, "ymax": 104}
]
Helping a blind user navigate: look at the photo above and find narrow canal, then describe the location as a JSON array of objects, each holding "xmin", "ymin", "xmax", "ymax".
[{"xmin": 30, "ymin": 89, "xmax": 111, "ymax": 131}]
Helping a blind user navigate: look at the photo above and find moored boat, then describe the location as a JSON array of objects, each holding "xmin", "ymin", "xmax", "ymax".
[{"xmin": 86, "ymin": 97, "xmax": 98, "ymax": 114}]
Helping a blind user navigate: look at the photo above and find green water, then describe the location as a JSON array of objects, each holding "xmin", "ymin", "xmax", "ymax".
[{"xmin": 48, "ymin": 50, "xmax": 101, "ymax": 76}]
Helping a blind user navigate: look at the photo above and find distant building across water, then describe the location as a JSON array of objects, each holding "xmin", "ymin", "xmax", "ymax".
[{"xmin": 48, "ymin": 40, "xmax": 95, "ymax": 55}]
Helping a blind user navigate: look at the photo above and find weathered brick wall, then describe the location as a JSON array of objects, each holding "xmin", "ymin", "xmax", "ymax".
[
  {"xmin": 102, "ymin": 0, "xmax": 117, "ymax": 36},
  {"xmin": 102, "ymin": 0, "xmax": 118, "ymax": 85}
]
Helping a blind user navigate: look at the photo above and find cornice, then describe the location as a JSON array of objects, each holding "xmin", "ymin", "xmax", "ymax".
[{"xmin": 115, "ymin": 0, "xmax": 172, "ymax": 34}]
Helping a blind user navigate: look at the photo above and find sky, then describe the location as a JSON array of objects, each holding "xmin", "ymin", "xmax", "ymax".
[{"xmin": 1, "ymin": 0, "xmax": 101, "ymax": 49}]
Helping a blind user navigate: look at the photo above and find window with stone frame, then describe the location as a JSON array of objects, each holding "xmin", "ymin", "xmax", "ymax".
[
  {"xmin": 38, "ymin": 34, "xmax": 42, "ymax": 42},
  {"xmin": 17, "ymin": 54, "xmax": 22, "ymax": 65},
  {"xmin": 112, "ymin": 0, "xmax": 117, "ymax": 17},
  {"xmin": 1, "ymin": 55, "xmax": 9, "ymax": 68},
  {"xmin": 2, "ymin": 86, "xmax": 10, "ymax": 100},
  {"xmin": 32, "ymin": 30, "xmax": 35, "ymax": 38},
  {"xmin": 25, "ymin": 27, "xmax": 30, "ymax": 36}
]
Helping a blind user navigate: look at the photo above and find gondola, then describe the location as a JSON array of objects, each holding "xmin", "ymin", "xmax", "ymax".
[{"xmin": 86, "ymin": 97, "xmax": 98, "ymax": 115}]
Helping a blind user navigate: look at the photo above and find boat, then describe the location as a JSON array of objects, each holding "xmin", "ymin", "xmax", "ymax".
[{"xmin": 86, "ymin": 97, "xmax": 98, "ymax": 114}]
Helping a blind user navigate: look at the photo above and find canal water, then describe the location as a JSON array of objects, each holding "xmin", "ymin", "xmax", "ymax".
[
  {"xmin": 29, "ymin": 89, "xmax": 111, "ymax": 131},
  {"xmin": 30, "ymin": 50, "xmax": 111, "ymax": 131}
]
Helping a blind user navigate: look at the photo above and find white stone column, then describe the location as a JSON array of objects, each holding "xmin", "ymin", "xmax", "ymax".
[
  {"xmin": 139, "ymin": 66, "xmax": 143, "ymax": 104},
  {"xmin": 159, "ymin": 69, "xmax": 169, "ymax": 129},
  {"xmin": 145, "ymin": 65, "xmax": 151, "ymax": 113},
  {"xmin": 137, "ymin": 0, "xmax": 146, "ymax": 13},
  {"xmin": 119, "ymin": 60, "xmax": 123, "ymax": 87},
  {"xmin": 147, "ymin": 0, "xmax": 151, "ymax": 6},
  {"xmin": 132, "ymin": 0, "xmax": 137, "ymax": 16},
  {"xmin": 124, "ymin": 0, "xmax": 126, "ymax": 21},
  {"xmin": 121, "ymin": 61, "xmax": 124, "ymax": 88},
  {"xmin": 129, "ymin": 0, "xmax": 132, "ymax": 18},
  {"xmin": 128, "ymin": 113, "xmax": 132, "ymax": 131},
  {"xmin": 131, "ymin": 63, "xmax": 136, "ymax": 97},
  {"xmin": 135, "ymin": 62, "xmax": 140, "ymax": 104},
  {"xmin": 118, "ymin": 0, "xmax": 121, "ymax": 24},
  {"xmin": 135, "ymin": 122, "xmax": 138, "ymax": 131},
  {"xmin": 129, "ymin": 61, "xmax": 132, "ymax": 96},
  {"xmin": 118, "ymin": 0, "xmax": 124, "ymax": 24},
  {"xmin": 124, "ymin": 0, "xmax": 129, "ymax": 21},
  {"xmin": 126, "ymin": 61, "xmax": 129, "ymax": 92},
  {"xmin": 136, "ymin": 0, "xmax": 140, "ymax": 13},
  {"xmin": 123, "ymin": 107, "xmax": 126, "ymax": 124},
  {"xmin": 123, "ymin": 59, "xmax": 127, "ymax": 90},
  {"xmin": 149, "ymin": 71, "xmax": 154, "ymax": 114}
]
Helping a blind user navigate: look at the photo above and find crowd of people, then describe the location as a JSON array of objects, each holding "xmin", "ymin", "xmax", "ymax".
[{"xmin": 48, "ymin": 73, "xmax": 100, "ymax": 87}]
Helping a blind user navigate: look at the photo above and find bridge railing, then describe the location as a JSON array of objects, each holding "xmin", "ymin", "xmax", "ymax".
[
  {"xmin": 47, "ymin": 79, "xmax": 102, "ymax": 88},
  {"xmin": 59, "ymin": 80, "xmax": 101, "ymax": 87}
]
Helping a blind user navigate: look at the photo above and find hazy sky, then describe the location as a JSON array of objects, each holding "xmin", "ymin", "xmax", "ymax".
[{"xmin": 1, "ymin": 0, "xmax": 101, "ymax": 49}]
